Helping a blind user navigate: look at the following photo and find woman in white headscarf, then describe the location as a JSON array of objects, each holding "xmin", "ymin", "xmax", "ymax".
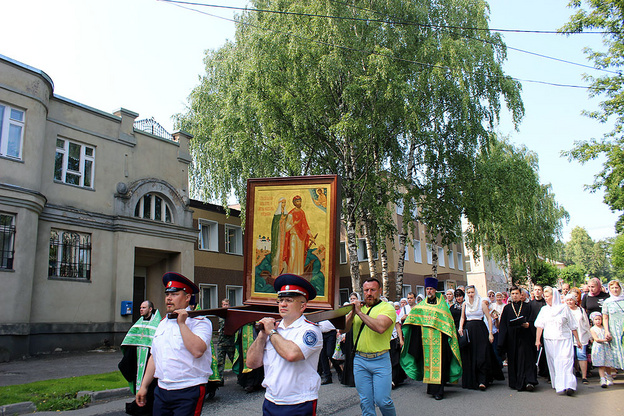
[
  {"xmin": 565, "ymin": 292, "xmax": 591, "ymax": 384},
  {"xmin": 458, "ymin": 285, "xmax": 504, "ymax": 390},
  {"xmin": 535, "ymin": 287, "xmax": 582, "ymax": 395},
  {"xmin": 603, "ymin": 279, "xmax": 624, "ymax": 373}
]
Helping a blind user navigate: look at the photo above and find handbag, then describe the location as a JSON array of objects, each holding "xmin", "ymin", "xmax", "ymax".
[{"xmin": 458, "ymin": 329, "xmax": 470, "ymax": 348}]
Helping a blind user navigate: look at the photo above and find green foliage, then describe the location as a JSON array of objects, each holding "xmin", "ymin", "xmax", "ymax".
[
  {"xmin": 563, "ymin": 226, "xmax": 612, "ymax": 279},
  {"xmin": 0, "ymin": 371, "xmax": 126, "ymax": 410},
  {"xmin": 511, "ymin": 260, "xmax": 560, "ymax": 288},
  {"xmin": 560, "ymin": 1, "xmax": 624, "ymax": 232},
  {"xmin": 560, "ymin": 263, "xmax": 587, "ymax": 285},
  {"xmin": 176, "ymin": 0, "xmax": 524, "ymax": 287},
  {"xmin": 610, "ymin": 233, "xmax": 624, "ymax": 277},
  {"xmin": 464, "ymin": 136, "xmax": 569, "ymax": 284}
]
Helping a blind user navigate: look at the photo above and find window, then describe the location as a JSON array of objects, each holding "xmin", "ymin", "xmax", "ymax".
[
  {"xmin": 404, "ymin": 245, "xmax": 409, "ymax": 261},
  {"xmin": 0, "ymin": 214, "xmax": 16, "ymax": 269},
  {"xmin": 357, "ymin": 238, "xmax": 378, "ymax": 262},
  {"xmin": 199, "ymin": 219, "xmax": 218, "ymax": 251},
  {"xmin": 402, "ymin": 284, "xmax": 412, "ymax": 298},
  {"xmin": 0, "ymin": 103, "xmax": 25, "ymax": 159},
  {"xmin": 448, "ymin": 249, "xmax": 455, "ymax": 269},
  {"xmin": 396, "ymin": 200, "xmax": 404, "ymax": 215},
  {"xmin": 225, "ymin": 224, "xmax": 243, "ymax": 255},
  {"xmin": 457, "ymin": 252, "xmax": 464, "ymax": 271},
  {"xmin": 438, "ymin": 247, "xmax": 445, "ymax": 267},
  {"xmin": 339, "ymin": 241, "xmax": 347, "ymax": 264},
  {"xmin": 134, "ymin": 193, "xmax": 173, "ymax": 223},
  {"xmin": 200, "ymin": 284, "xmax": 218, "ymax": 309},
  {"xmin": 54, "ymin": 138, "xmax": 95, "ymax": 188},
  {"xmin": 416, "ymin": 285, "xmax": 425, "ymax": 300},
  {"xmin": 413, "ymin": 240, "xmax": 422, "ymax": 263},
  {"xmin": 426, "ymin": 244, "xmax": 433, "ymax": 264},
  {"xmin": 226, "ymin": 285, "xmax": 243, "ymax": 306},
  {"xmin": 339, "ymin": 288, "xmax": 350, "ymax": 305},
  {"xmin": 49, "ymin": 229, "xmax": 91, "ymax": 280}
]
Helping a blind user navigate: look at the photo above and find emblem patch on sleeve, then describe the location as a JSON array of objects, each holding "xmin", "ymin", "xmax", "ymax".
[{"xmin": 303, "ymin": 330, "xmax": 318, "ymax": 347}]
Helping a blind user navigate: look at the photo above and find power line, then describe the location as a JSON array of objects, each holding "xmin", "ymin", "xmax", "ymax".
[
  {"xmin": 158, "ymin": 0, "xmax": 617, "ymax": 35},
  {"xmin": 159, "ymin": 0, "xmax": 621, "ymax": 75},
  {"xmin": 163, "ymin": 0, "xmax": 620, "ymax": 92}
]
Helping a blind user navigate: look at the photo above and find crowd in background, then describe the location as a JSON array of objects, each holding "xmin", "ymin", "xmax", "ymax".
[{"xmin": 314, "ymin": 278, "xmax": 624, "ymax": 396}]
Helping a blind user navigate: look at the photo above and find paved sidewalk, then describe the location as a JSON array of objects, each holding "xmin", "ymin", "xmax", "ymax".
[
  {"xmin": 0, "ymin": 349, "xmax": 133, "ymax": 415},
  {"xmin": 0, "ymin": 349, "xmax": 123, "ymax": 386}
]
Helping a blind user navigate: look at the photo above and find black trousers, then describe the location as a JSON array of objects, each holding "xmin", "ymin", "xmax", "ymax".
[{"xmin": 318, "ymin": 330, "xmax": 337, "ymax": 379}]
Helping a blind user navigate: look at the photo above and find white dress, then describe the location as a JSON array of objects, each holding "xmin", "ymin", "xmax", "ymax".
[{"xmin": 534, "ymin": 302, "xmax": 578, "ymax": 393}]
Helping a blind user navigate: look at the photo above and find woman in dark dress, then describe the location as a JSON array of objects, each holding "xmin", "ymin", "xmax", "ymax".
[
  {"xmin": 450, "ymin": 289, "xmax": 465, "ymax": 330},
  {"xmin": 458, "ymin": 285, "xmax": 504, "ymax": 390}
]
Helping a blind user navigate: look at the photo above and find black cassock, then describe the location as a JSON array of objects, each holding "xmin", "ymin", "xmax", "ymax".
[{"xmin": 497, "ymin": 301, "xmax": 539, "ymax": 391}]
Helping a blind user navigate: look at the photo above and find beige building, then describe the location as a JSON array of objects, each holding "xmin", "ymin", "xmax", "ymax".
[
  {"xmin": 0, "ymin": 55, "xmax": 196, "ymax": 360},
  {"xmin": 464, "ymin": 246, "xmax": 508, "ymax": 295},
  {"xmin": 192, "ymin": 200, "xmax": 245, "ymax": 309},
  {"xmin": 461, "ymin": 219, "xmax": 509, "ymax": 295}
]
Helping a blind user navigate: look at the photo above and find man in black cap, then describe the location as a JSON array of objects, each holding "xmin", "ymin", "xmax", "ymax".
[
  {"xmin": 136, "ymin": 272, "xmax": 213, "ymax": 416},
  {"xmin": 246, "ymin": 273, "xmax": 323, "ymax": 416}
]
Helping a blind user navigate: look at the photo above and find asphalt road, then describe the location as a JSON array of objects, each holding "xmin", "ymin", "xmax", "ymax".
[
  {"xmin": 201, "ymin": 371, "xmax": 622, "ymax": 416},
  {"xmin": 71, "ymin": 369, "xmax": 622, "ymax": 416},
  {"xmin": 3, "ymin": 351, "xmax": 621, "ymax": 415}
]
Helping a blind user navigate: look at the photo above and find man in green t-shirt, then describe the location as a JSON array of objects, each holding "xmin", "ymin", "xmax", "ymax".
[{"xmin": 344, "ymin": 278, "xmax": 396, "ymax": 416}]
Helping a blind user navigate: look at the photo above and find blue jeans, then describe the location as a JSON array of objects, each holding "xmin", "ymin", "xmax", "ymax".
[{"xmin": 353, "ymin": 352, "xmax": 396, "ymax": 416}]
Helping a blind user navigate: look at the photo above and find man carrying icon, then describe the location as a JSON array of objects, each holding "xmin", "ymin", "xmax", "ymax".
[
  {"xmin": 246, "ymin": 273, "xmax": 323, "ymax": 416},
  {"xmin": 136, "ymin": 272, "xmax": 213, "ymax": 416}
]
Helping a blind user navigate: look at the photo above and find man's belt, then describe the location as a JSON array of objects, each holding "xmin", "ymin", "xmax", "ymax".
[{"xmin": 355, "ymin": 350, "xmax": 389, "ymax": 358}]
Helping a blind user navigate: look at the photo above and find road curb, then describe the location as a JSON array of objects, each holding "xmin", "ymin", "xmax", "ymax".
[
  {"xmin": 0, "ymin": 401, "xmax": 37, "ymax": 415},
  {"xmin": 0, "ymin": 388, "xmax": 132, "ymax": 415},
  {"xmin": 78, "ymin": 387, "xmax": 133, "ymax": 402}
]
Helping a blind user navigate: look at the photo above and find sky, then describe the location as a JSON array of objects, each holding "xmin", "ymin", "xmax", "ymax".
[{"xmin": 1, "ymin": 0, "xmax": 620, "ymax": 242}]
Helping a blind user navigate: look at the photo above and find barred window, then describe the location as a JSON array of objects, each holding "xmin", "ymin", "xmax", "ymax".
[
  {"xmin": 0, "ymin": 214, "xmax": 16, "ymax": 270},
  {"xmin": 49, "ymin": 229, "xmax": 91, "ymax": 280}
]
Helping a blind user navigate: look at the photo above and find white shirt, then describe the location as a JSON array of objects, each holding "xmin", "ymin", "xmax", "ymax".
[
  {"xmin": 569, "ymin": 307, "xmax": 591, "ymax": 345},
  {"xmin": 152, "ymin": 316, "xmax": 213, "ymax": 390},
  {"xmin": 317, "ymin": 320, "xmax": 336, "ymax": 333},
  {"xmin": 398, "ymin": 304, "xmax": 413, "ymax": 321},
  {"xmin": 262, "ymin": 315, "xmax": 323, "ymax": 405},
  {"xmin": 534, "ymin": 304, "xmax": 578, "ymax": 340}
]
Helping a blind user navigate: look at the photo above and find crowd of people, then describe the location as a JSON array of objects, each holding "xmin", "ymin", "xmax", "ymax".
[{"xmin": 119, "ymin": 272, "xmax": 624, "ymax": 416}]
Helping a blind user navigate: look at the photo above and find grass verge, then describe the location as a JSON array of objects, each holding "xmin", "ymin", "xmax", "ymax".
[{"xmin": 0, "ymin": 371, "xmax": 127, "ymax": 411}]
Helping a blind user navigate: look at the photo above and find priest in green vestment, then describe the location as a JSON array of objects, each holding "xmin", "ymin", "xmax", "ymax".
[{"xmin": 400, "ymin": 277, "xmax": 462, "ymax": 400}]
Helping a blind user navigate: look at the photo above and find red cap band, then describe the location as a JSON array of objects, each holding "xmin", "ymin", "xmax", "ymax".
[
  {"xmin": 279, "ymin": 284, "xmax": 308, "ymax": 299},
  {"xmin": 166, "ymin": 280, "xmax": 192, "ymax": 293}
]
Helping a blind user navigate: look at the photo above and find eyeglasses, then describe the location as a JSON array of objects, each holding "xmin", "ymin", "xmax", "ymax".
[{"xmin": 276, "ymin": 297, "xmax": 302, "ymax": 304}]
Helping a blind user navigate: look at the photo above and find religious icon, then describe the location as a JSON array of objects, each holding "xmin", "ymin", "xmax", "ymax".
[{"xmin": 243, "ymin": 175, "xmax": 340, "ymax": 309}]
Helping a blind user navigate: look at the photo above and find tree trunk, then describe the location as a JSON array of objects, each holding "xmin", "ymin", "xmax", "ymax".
[
  {"xmin": 345, "ymin": 209, "xmax": 361, "ymax": 296},
  {"xmin": 431, "ymin": 243, "xmax": 439, "ymax": 280},
  {"xmin": 380, "ymin": 246, "xmax": 390, "ymax": 299},
  {"xmin": 362, "ymin": 218, "xmax": 378, "ymax": 281},
  {"xmin": 525, "ymin": 264, "xmax": 533, "ymax": 294},
  {"xmin": 505, "ymin": 247, "xmax": 513, "ymax": 288},
  {"xmin": 396, "ymin": 232, "xmax": 407, "ymax": 297}
]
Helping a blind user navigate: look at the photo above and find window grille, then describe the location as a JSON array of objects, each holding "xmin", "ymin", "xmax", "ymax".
[
  {"xmin": 0, "ymin": 214, "xmax": 15, "ymax": 269},
  {"xmin": 49, "ymin": 230, "xmax": 91, "ymax": 279}
]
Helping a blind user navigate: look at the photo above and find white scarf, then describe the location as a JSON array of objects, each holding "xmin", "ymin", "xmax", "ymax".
[
  {"xmin": 604, "ymin": 280, "xmax": 624, "ymax": 305},
  {"xmin": 465, "ymin": 286, "xmax": 482, "ymax": 314}
]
